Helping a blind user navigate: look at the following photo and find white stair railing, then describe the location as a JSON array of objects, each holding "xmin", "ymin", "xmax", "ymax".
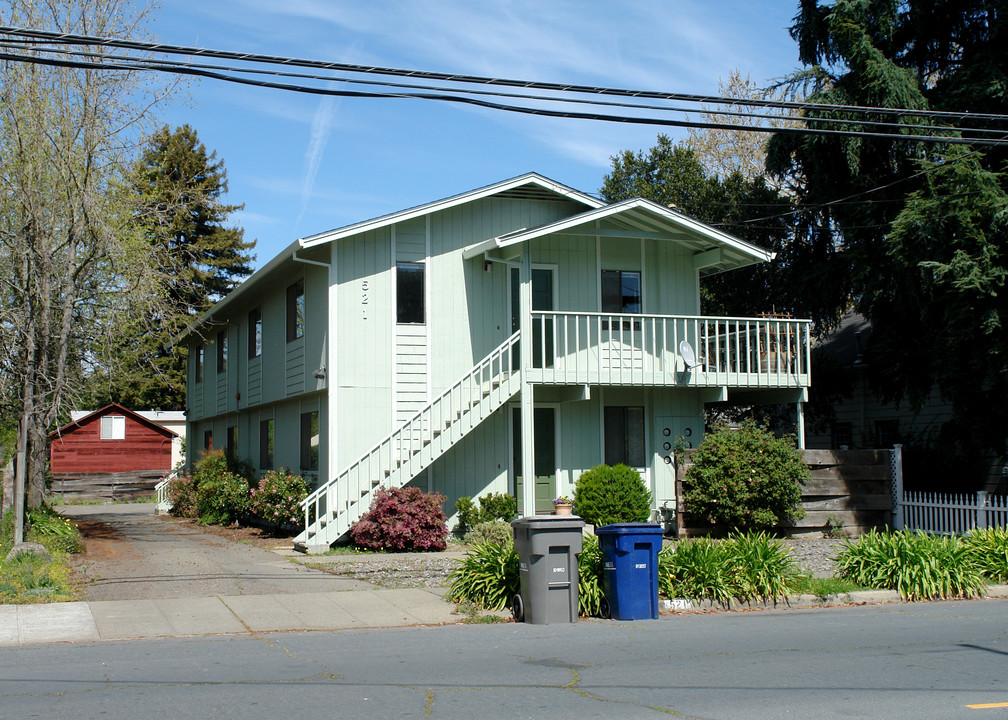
[{"xmin": 299, "ymin": 331, "xmax": 520, "ymax": 549}]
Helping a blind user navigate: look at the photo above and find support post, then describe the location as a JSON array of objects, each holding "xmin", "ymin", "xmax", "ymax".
[
  {"xmin": 977, "ymin": 491, "xmax": 989, "ymax": 531},
  {"xmin": 890, "ymin": 444, "xmax": 904, "ymax": 530},
  {"xmin": 519, "ymin": 245, "xmax": 536, "ymax": 517},
  {"xmin": 796, "ymin": 401, "xmax": 806, "ymax": 449}
]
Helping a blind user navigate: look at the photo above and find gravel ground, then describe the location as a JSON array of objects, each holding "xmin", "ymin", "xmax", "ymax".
[{"xmin": 310, "ymin": 536, "xmax": 845, "ymax": 588}]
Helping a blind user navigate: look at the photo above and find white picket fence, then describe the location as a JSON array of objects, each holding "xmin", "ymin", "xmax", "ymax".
[
  {"xmin": 889, "ymin": 446, "xmax": 1008, "ymax": 535},
  {"xmin": 896, "ymin": 490, "xmax": 1008, "ymax": 536}
]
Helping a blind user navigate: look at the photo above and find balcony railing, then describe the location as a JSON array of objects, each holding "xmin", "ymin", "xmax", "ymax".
[{"xmin": 527, "ymin": 311, "xmax": 811, "ymax": 389}]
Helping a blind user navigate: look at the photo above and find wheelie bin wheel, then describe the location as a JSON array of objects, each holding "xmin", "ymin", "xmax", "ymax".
[
  {"xmin": 512, "ymin": 593, "xmax": 524, "ymax": 622},
  {"xmin": 600, "ymin": 597, "xmax": 611, "ymax": 619}
]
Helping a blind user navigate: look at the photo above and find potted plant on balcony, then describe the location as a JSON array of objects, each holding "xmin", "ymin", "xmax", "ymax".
[{"xmin": 552, "ymin": 495, "xmax": 573, "ymax": 515}]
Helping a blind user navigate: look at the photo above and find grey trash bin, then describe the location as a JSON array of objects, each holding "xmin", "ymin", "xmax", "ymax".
[{"xmin": 510, "ymin": 515, "xmax": 585, "ymax": 624}]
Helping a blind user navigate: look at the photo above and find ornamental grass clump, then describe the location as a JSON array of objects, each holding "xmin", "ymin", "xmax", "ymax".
[
  {"xmin": 446, "ymin": 540, "xmax": 519, "ymax": 611},
  {"xmin": 250, "ymin": 468, "xmax": 311, "ymax": 527},
  {"xmin": 835, "ymin": 529, "xmax": 986, "ymax": 600},
  {"xmin": 577, "ymin": 534, "xmax": 605, "ymax": 617},
  {"xmin": 683, "ymin": 420, "xmax": 808, "ymax": 532},
  {"xmin": 963, "ymin": 527, "xmax": 1008, "ymax": 583},
  {"xmin": 657, "ymin": 532, "xmax": 797, "ymax": 606},
  {"xmin": 573, "ymin": 464, "xmax": 652, "ymax": 527},
  {"xmin": 350, "ymin": 486, "xmax": 448, "ymax": 551}
]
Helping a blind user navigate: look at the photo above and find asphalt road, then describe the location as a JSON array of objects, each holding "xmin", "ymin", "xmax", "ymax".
[
  {"xmin": 3, "ymin": 597, "xmax": 1006, "ymax": 719},
  {"xmin": 61, "ymin": 503, "xmax": 369, "ymax": 599}
]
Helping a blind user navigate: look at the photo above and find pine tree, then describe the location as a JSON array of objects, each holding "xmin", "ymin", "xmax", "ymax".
[{"xmin": 87, "ymin": 125, "xmax": 255, "ymax": 410}]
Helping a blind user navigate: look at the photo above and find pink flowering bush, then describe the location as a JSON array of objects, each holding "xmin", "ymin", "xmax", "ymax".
[
  {"xmin": 167, "ymin": 473, "xmax": 199, "ymax": 518},
  {"xmin": 350, "ymin": 486, "xmax": 448, "ymax": 551},
  {"xmin": 683, "ymin": 420, "xmax": 808, "ymax": 532},
  {"xmin": 250, "ymin": 468, "xmax": 310, "ymax": 527}
]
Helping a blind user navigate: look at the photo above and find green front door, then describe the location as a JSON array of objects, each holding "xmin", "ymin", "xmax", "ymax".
[{"xmin": 512, "ymin": 406, "xmax": 557, "ymax": 514}]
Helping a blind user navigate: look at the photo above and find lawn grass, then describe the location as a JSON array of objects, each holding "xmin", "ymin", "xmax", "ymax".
[{"xmin": 786, "ymin": 573, "xmax": 865, "ymax": 600}]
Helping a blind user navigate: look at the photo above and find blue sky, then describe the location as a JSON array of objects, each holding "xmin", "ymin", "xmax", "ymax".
[{"xmin": 152, "ymin": 1, "xmax": 804, "ymax": 269}]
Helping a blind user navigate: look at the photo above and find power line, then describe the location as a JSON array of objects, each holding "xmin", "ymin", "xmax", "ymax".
[
  {"xmin": 3, "ymin": 25, "xmax": 1008, "ymax": 128},
  {"xmin": 6, "ymin": 39, "xmax": 1005, "ymax": 141},
  {"xmin": 1, "ymin": 47, "xmax": 1006, "ymax": 146}
]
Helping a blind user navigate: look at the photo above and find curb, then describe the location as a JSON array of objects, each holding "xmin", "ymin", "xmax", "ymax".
[{"xmin": 660, "ymin": 583, "xmax": 1008, "ymax": 612}]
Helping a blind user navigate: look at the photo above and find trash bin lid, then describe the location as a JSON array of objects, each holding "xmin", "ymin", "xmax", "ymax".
[
  {"xmin": 595, "ymin": 522, "xmax": 663, "ymax": 536},
  {"xmin": 511, "ymin": 515, "xmax": 586, "ymax": 530}
]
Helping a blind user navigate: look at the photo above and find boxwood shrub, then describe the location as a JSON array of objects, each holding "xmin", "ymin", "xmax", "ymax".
[{"xmin": 573, "ymin": 464, "xmax": 651, "ymax": 527}]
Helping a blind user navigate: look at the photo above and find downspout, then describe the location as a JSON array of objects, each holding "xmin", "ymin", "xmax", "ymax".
[{"xmin": 293, "ymin": 246, "xmax": 335, "ymax": 487}]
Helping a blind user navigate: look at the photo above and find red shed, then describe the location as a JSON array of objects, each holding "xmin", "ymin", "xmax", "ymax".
[{"xmin": 48, "ymin": 404, "xmax": 178, "ymax": 499}]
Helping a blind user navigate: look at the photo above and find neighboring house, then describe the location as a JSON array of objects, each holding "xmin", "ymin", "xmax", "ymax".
[
  {"xmin": 50, "ymin": 403, "xmax": 179, "ymax": 498},
  {"xmin": 806, "ymin": 313, "xmax": 1006, "ymax": 492},
  {"xmin": 179, "ymin": 173, "xmax": 812, "ymax": 550},
  {"xmin": 69, "ymin": 408, "xmax": 187, "ymax": 470}
]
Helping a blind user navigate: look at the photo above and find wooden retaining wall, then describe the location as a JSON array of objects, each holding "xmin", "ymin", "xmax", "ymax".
[
  {"xmin": 49, "ymin": 469, "xmax": 166, "ymax": 501},
  {"xmin": 675, "ymin": 449, "xmax": 893, "ymax": 538}
]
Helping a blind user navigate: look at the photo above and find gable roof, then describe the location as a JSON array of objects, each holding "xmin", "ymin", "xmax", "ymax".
[
  {"xmin": 462, "ymin": 197, "xmax": 774, "ymax": 275},
  {"xmin": 299, "ymin": 173, "xmax": 603, "ymax": 249},
  {"xmin": 173, "ymin": 173, "xmax": 601, "ymax": 346},
  {"xmin": 49, "ymin": 403, "xmax": 179, "ymax": 440}
]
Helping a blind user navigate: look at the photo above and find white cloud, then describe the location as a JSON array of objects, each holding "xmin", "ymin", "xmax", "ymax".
[{"xmin": 298, "ymin": 95, "xmax": 337, "ymax": 225}]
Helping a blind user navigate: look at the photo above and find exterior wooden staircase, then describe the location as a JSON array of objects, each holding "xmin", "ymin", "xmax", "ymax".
[{"xmin": 294, "ymin": 331, "xmax": 520, "ymax": 552}]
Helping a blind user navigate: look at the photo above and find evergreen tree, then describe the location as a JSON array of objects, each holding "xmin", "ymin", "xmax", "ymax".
[
  {"xmin": 767, "ymin": 0, "xmax": 1007, "ymax": 481},
  {"xmin": 87, "ymin": 125, "xmax": 255, "ymax": 410}
]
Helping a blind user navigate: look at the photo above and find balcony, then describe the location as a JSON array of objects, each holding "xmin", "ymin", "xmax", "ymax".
[{"xmin": 525, "ymin": 311, "xmax": 811, "ymax": 390}]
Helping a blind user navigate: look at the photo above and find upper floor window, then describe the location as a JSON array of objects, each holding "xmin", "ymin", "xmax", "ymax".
[
  {"xmin": 248, "ymin": 307, "xmax": 262, "ymax": 359},
  {"xmin": 217, "ymin": 330, "xmax": 228, "ymax": 373},
  {"xmin": 601, "ymin": 270, "xmax": 641, "ymax": 314},
  {"xmin": 287, "ymin": 278, "xmax": 305, "ymax": 342},
  {"xmin": 875, "ymin": 419, "xmax": 899, "ymax": 448},
  {"xmin": 397, "ymin": 261, "xmax": 424, "ymax": 324},
  {"xmin": 604, "ymin": 406, "xmax": 645, "ymax": 468},
  {"xmin": 100, "ymin": 415, "xmax": 126, "ymax": 440},
  {"xmin": 195, "ymin": 346, "xmax": 204, "ymax": 383}
]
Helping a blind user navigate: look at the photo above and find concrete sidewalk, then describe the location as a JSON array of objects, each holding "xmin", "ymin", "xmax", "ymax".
[{"xmin": 0, "ymin": 586, "xmax": 465, "ymax": 646}]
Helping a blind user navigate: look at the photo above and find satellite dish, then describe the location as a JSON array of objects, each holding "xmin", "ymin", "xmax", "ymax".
[{"xmin": 679, "ymin": 340, "xmax": 703, "ymax": 370}]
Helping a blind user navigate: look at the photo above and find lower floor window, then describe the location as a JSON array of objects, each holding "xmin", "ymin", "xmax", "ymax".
[
  {"xmin": 300, "ymin": 411, "xmax": 319, "ymax": 471},
  {"xmin": 259, "ymin": 419, "xmax": 274, "ymax": 469},
  {"xmin": 226, "ymin": 426, "xmax": 237, "ymax": 459},
  {"xmin": 203, "ymin": 430, "xmax": 213, "ymax": 451},
  {"xmin": 604, "ymin": 406, "xmax": 645, "ymax": 467}
]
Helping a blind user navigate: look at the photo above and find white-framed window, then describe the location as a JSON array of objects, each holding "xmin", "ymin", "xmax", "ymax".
[{"xmin": 100, "ymin": 415, "xmax": 126, "ymax": 440}]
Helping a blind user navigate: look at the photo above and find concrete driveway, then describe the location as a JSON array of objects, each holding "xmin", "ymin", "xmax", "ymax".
[{"xmin": 61, "ymin": 503, "xmax": 371, "ymax": 600}]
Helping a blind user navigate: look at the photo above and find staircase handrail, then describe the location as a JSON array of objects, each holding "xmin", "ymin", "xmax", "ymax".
[{"xmin": 301, "ymin": 330, "xmax": 520, "ymax": 534}]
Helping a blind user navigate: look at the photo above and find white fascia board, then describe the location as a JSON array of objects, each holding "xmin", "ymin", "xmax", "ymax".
[
  {"xmin": 169, "ymin": 237, "xmax": 302, "ymax": 348},
  {"xmin": 465, "ymin": 198, "xmax": 775, "ymax": 266},
  {"xmin": 299, "ymin": 173, "xmax": 602, "ymax": 249}
]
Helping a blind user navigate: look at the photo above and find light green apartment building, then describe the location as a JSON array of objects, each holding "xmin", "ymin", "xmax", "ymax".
[{"xmin": 181, "ymin": 174, "xmax": 811, "ymax": 551}]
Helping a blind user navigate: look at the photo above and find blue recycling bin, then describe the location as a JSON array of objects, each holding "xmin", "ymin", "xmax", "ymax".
[{"xmin": 595, "ymin": 523, "xmax": 663, "ymax": 620}]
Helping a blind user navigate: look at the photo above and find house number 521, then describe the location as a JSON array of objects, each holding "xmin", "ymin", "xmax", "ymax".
[{"xmin": 361, "ymin": 280, "xmax": 369, "ymax": 320}]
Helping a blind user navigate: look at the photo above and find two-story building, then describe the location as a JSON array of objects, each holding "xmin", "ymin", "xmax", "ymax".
[{"xmin": 180, "ymin": 173, "xmax": 811, "ymax": 551}]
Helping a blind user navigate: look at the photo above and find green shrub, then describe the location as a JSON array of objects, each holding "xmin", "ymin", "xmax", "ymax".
[
  {"xmin": 250, "ymin": 468, "xmax": 311, "ymax": 527},
  {"xmin": 657, "ymin": 532, "xmax": 796, "ymax": 606},
  {"xmin": 446, "ymin": 540, "xmax": 520, "ymax": 610},
  {"xmin": 963, "ymin": 527, "xmax": 1008, "ymax": 582},
  {"xmin": 196, "ymin": 471, "xmax": 250, "ymax": 526},
  {"xmin": 573, "ymin": 465, "xmax": 651, "ymax": 527},
  {"xmin": 167, "ymin": 473, "xmax": 199, "ymax": 518},
  {"xmin": 454, "ymin": 492, "xmax": 518, "ymax": 536},
  {"xmin": 350, "ymin": 486, "xmax": 448, "ymax": 551},
  {"xmin": 463, "ymin": 520, "xmax": 513, "ymax": 546},
  {"xmin": 730, "ymin": 531, "xmax": 797, "ymax": 602},
  {"xmin": 683, "ymin": 420, "xmax": 808, "ymax": 532},
  {"xmin": 658, "ymin": 538, "xmax": 741, "ymax": 606},
  {"xmin": 24, "ymin": 507, "xmax": 84, "ymax": 554},
  {"xmin": 578, "ymin": 534, "xmax": 605, "ymax": 617},
  {"xmin": 835, "ymin": 529, "xmax": 986, "ymax": 600}
]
